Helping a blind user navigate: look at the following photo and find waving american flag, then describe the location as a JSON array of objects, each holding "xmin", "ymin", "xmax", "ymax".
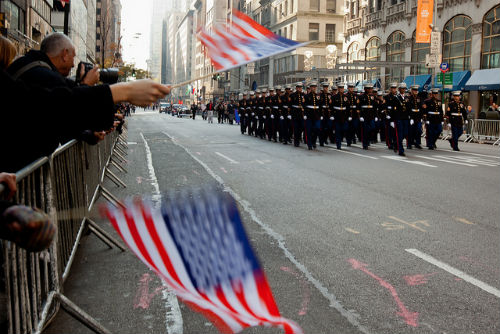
[
  {"xmin": 198, "ymin": 9, "xmax": 309, "ymax": 71},
  {"xmin": 104, "ymin": 188, "xmax": 302, "ymax": 334}
]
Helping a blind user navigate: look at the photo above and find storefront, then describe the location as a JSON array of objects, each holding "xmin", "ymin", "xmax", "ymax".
[
  {"xmin": 403, "ymin": 74, "xmax": 432, "ymax": 92},
  {"xmin": 465, "ymin": 68, "xmax": 500, "ymax": 119}
]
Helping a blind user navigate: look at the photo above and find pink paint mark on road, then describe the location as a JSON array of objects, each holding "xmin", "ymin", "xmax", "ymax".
[
  {"xmin": 280, "ymin": 266, "xmax": 311, "ymax": 316},
  {"xmin": 133, "ymin": 273, "xmax": 165, "ymax": 309},
  {"xmin": 459, "ymin": 256, "xmax": 500, "ymax": 274},
  {"xmin": 182, "ymin": 175, "xmax": 188, "ymax": 182},
  {"xmin": 193, "ymin": 170, "xmax": 200, "ymax": 176},
  {"xmin": 455, "ymin": 278, "xmax": 463, "ymax": 281},
  {"xmin": 403, "ymin": 272, "xmax": 438, "ymax": 286},
  {"xmin": 348, "ymin": 258, "xmax": 419, "ymax": 327},
  {"xmin": 136, "ymin": 176, "xmax": 143, "ymax": 184},
  {"xmin": 196, "ymin": 152, "xmax": 202, "ymax": 156},
  {"xmin": 220, "ymin": 167, "xmax": 228, "ymax": 174}
]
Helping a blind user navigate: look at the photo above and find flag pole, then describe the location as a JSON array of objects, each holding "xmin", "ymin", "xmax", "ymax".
[{"xmin": 168, "ymin": 70, "xmax": 225, "ymax": 89}]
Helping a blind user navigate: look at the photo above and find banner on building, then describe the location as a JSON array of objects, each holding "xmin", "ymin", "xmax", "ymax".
[{"xmin": 416, "ymin": 0, "xmax": 434, "ymax": 43}]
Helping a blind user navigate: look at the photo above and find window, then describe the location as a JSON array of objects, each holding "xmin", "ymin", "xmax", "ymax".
[
  {"xmin": 482, "ymin": 5, "xmax": 500, "ymax": 69},
  {"xmin": 411, "ymin": 31, "xmax": 431, "ymax": 74},
  {"xmin": 327, "ymin": 0, "xmax": 336, "ymax": 12},
  {"xmin": 377, "ymin": 0, "xmax": 382, "ymax": 10},
  {"xmin": 325, "ymin": 24, "xmax": 336, "ymax": 43},
  {"xmin": 284, "ymin": 1, "xmax": 288, "ymax": 16},
  {"xmin": 279, "ymin": 4, "xmax": 282, "ymax": 18},
  {"xmin": 291, "ymin": 0, "xmax": 294, "ymax": 13},
  {"xmin": 290, "ymin": 24, "xmax": 294, "ymax": 40},
  {"xmin": 443, "ymin": 15, "xmax": 472, "ymax": 72},
  {"xmin": 284, "ymin": 27, "xmax": 288, "ymax": 39},
  {"xmin": 365, "ymin": 37, "xmax": 381, "ymax": 80},
  {"xmin": 385, "ymin": 31, "xmax": 406, "ymax": 87},
  {"xmin": 309, "ymin": 23, "xmax": 319, "ymax": 40},
  {"xmin": 310, "ymin": 0, "xmax": 319, "ymax": 11}
]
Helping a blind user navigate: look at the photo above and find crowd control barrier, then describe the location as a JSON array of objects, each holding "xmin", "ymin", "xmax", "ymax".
[
  {"xmin": 465, "ymin": 119, "xmax": 500, "ymax": 146},
  {"xmin": 1, "ymin": 126, "xmax": 128, "ymax": 334}
]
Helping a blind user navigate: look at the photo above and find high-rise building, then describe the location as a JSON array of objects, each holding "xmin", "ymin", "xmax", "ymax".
[
  {"xmin": 96, "ymin": 0, "xmax": 122, "ymax": 67},
  {"xmin": 149, "ymin": 0, "xmax": 170, "ymax": 81}
]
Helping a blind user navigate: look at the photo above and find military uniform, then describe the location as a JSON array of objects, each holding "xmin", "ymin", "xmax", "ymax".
[
  {"xmin": 392, "ymin": 84, "xmax": 410, "ymax": 156},
  {"xmin": 407, "ymin": 86, "xmax": 424, "ymax": 149},
  {"xmin": 375, "ymin": 92, "xmax": 386, "ymax": 144},
  {"xmin": 239, "ymin": 94, "xmax": 247, "ymax": 134},
  {"xmin": 423, "ymin": 89, "xmax": 444, "ymax": 150},
  {"xmin": 264, "ymin": 90, "xmax": 273, "ymax": 140},
  {"xmin": 446, "ymin": 92, "xmax": 467, "ymax": 151},
  {"xmin": 270, "ymin": 88, "xmax": 280, "ymax": 142},
  {"xmin": 304, "ymin": 83, "xmax": 321, "ymax": 150},
  {"xmin": 346, "ymin": 85, "xmax": 359, "ymax": 146},
  {"xmin": 385, "ymin": 85, "xmax": 398, "ymax": 151},
  {"xmin": 290, "ymin": 84, "xmax": 305, "ymax": 147},
  {"xmin": 256, "ymin": 92, "xmax": 265, "ymax": 138},
  {"xmin": 332, "ymin": 86, "xmax": 349, "ymax": 149},
  {"xmin": 280, "ymin": 87, "xmax": 292, "ymax": 144},
  {"xmin": 248, "ymin": 92, "xmax": 256, "ymax": 136},
  {"xmin": 319, "ymin": 83, "xmax": 332, "ymax": 146},
  {"xmin": 358, "ymin": 86, "xmax": 376, "ymax": 149}
]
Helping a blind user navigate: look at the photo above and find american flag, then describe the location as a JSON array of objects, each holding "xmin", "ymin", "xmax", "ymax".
[
  {"xmin": 103, "ymin": 188, "xmax": 302, "ymax": 334},
  {"xmin": 198, "ymin": 9, "xmax": 309, "ymax": 72}
]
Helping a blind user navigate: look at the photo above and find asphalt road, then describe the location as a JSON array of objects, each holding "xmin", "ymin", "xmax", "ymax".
[{"xmin": 46, "ymin": 109, "xmax": 500, "ymax": 334}]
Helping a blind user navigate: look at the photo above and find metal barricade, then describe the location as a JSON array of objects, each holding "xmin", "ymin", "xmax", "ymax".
[
  {"xmin": 468, "ymin": 119, "xmax": 500, "ymax": 145},
  {"xmin": 1, "ymin": 128, "xmax": 128, "ymax": 334}
]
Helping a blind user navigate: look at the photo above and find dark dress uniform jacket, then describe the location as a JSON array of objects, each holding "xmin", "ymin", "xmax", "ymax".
[
  {"xmin": 290, "ymin": 91, "xmax": 305, "ymax": 120},
  {"xmin": 407, "ymin": 94, "xmax": 423, "ymax": 121},
  {"xmin": 332, "ymin": 93, "xmax": 349, "ymax": 123},
  {"xmin": 359, "ymin": 93, "xmax": 376, "ymax": 121},
  {"xmin": 423, "ymin": 99, "xmax": 444, "ymax": 124},
  {"xmin": 447, "ymin": 101, "xmax": 467, "ymax": 127},
  {"xmin": 304, "ymin": 92, "xmax": 321, "ymax": 120}
]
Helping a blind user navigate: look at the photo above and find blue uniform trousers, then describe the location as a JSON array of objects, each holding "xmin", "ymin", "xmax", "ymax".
[
  {"xmin": 305, "ymin": 119, "xmax": 320, "ymax": 148},
  {"xmin": 395, "ymin": 120, "xmax": 409, "ymax": 154},
  {"xmin": 426, "ymin": 123, "xmax": 442, "ymax": 148},
  {"xmin": 361, "ymin": 120, "xmax": 375, "ymax": 149},
  {"xmin": 408, "ymin": 121, "xmax": 422, "ymax": 147}
]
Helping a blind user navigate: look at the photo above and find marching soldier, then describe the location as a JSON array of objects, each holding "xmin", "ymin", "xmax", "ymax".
[
  {"xmin": 319, "ymin": 82, "xmax": 332, "ymax": 146},
  {"xmin": 390, "ymin": 82, "xmax": 410, "ymax": 156},
  {"xmin": 257, "ymin": 89, "xmax": 265, "ymax": 139},
  {"xmin": 332, "ymin": 83, "xmax": 349, "ymax": 149},
  {"xmin": 446, "ymin": 91, "xmax": 468, "ymax": 151},
  {"xmin": 304, "ymin": 81, "xmax": 321, "ymax": 150},
  {"xmin": 422, "ymin": 88, "xmax": 444, "ymax": 150},
  {"xmin": 265, "ymin": 87, "xmax": 274, "ymax": 141},
  {"xmin": 281, "ymin": 85, "xmax": 292, "ymax": 145},
  {"xmin": 407, "ymin": 85, "xmax": 424, "ymax": 149},
  {"xmin": 239, "ymin": 92, "xmax": 247, "ymax": 134},
  {"xmin": 358, "ymin": 83, "xmax": 376, "ymax": 150},
  {"xmin": 346, "ymin": 83, "xmax": 359, "ymax": 146},
  {"xmin": 385, "ymin": 83, "xmax": 399, "ymax": 151},
  {"xmin": 375, "ymin": 90, "xmax": 387, "ymax": 144},
  {"xmin": 270, "ymin": 86, "xmax": 281, "ymax": 142},
  {"xmin": 290, "ymin": 82, "xmax": 305, "ymax": 147},
  {"xmin": 248, "ymin": 91, "xmax": 256, "ymax": 136}
]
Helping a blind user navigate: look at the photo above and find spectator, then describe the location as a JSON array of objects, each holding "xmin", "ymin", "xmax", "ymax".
[{"xmin": 0, "ymin": 68, "xmax": 171, "ymax": 172}]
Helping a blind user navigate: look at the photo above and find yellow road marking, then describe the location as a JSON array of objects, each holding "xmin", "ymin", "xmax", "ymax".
[
  {"xmin": 388, "ymin": 216, "xmax": 429, "ymax": 232},
  {"xmin": 454, "ymin": 217, "xmax": 475, "ymax": 225},
  {"xmin": 345, "ymin": 228, "xmax": 360, "ymax": 234}
]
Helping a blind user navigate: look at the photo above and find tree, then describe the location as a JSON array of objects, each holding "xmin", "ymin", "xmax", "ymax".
[{"xmin": 118, "ymin": 63, "xmax": 149, "ymax": 81}]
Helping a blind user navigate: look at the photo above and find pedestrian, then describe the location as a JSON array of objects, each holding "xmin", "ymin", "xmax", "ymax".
[
  {"xmin": 304, "ymin": 82, "xmax": 321, "ymax": 150},
  {"xmin": 332, "ymin": 83, "xmax": 349, "ymax": 150},
  {"xmin": 207, "ymin": 106, "xmax": 214, "ymax": 123},
  {"xmin": 407, "ymin": 85, "xmax": 424, "ymax": 149},
  {"xmin": 422, "ymin": 88, "xmax": 444, "ymax": 150},
  {"xmin": 290, "ymin": 83, "xmax": 305, "ymax": 147},
  {"xmin": 346, "ymin": 83, "xmax": 359, "ymax": 146},
  {"xmin": 358, "ymin": 83, "xmax": 376, "ymax": 150},
  {"xmin": 191, "ymin": 103, "xmax": 197, "ymax": 120}
]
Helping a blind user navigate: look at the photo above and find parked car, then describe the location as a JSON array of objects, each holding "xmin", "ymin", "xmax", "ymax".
[{"xmin": 159, "ymin": 102, "xmax": 170, "ymax": 113}]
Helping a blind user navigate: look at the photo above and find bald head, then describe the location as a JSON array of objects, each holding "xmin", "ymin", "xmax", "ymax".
[{"xmin": 40, "ymin": 33, "xmax": 76, "ymax": 77}]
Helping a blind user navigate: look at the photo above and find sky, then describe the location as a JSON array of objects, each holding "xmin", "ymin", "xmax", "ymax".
[{"xmin": 121, "ymin": 0, "xmax": 153, "ymax": 70}]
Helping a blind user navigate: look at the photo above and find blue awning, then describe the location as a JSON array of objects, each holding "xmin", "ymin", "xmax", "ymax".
[
  {"xmin": 464, "ymin": 68, "xmax": 500, "ymax": 91},
  {"xmin": 403, "ymin": 74, "xmax": 431, "ymax": 92},
  {"xmin": 433, "ymin": 71, "xmax": 471, "ymax": 91},
  {"xmin": 355, "ymin": 79, "xmax": 382, "ymax": 89}
]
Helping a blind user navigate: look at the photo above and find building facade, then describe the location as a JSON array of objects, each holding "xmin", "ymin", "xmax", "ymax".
[
  {"xmin": 342, "ymin": 0, "xmax": 499, "ymax": 110},
  {"xmin": 96, "ymin": 0, "xmax": 121, "ymax": 67}
]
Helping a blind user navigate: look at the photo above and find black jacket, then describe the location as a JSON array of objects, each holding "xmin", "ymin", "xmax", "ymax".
[{"xmin": 0, "ymin": 69, "xmax": 115, "ymax": 172}]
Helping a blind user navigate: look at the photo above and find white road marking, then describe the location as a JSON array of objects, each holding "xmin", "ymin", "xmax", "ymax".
[
  {"xmin": 127, "ymin": 142, "xmax": 138, "ymax": 145},
  {"xmin": 255, "ymin": 160, "xmax": 265, "ymax": 165},
  {"xmin": 434, "ymin": 155, "xmax": 499, "ymax": 167},
  {"xmin": 215, "ymin": 151, "xmax": 239, "ymax": 164},
  {"xmin": 140, "ymin": 132, "xmax": 184, "ymax": 334},
  {"xmin": 406, "ymin": 249, "xmax": 500, "ymax": 298},
  {"xmin": 327, "ymin": 147, "xmax": 379, "ymax": 160},
  {"xmin": 415, "ymin": 155, "xmax": 477, "ymax": 167},
  {"xmin": 436, "ymin": 148, "xmax": 500, "ymax": 159},
  {"xmin": 381, "ymin": 155, "xmax": 437, "ymax": 168},
  {"xmin": 163, "ymin": 131, "xmax": 371, "ymax": 334}
]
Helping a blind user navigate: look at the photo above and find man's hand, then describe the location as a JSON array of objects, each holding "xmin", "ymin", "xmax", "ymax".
[
  {"xmin": 94, "ymin": 131, "xmax": 106, "ymax": 142},
  {"xmin": 0, "ymin": 173, "xmax": 17, "ymax": 200},
  {"xmin": 82, "ymin": 66, "xmax": 100, "ymax": 86},
  {"xmin": 115, "ymin": 113, "xmax": 124, "ymax": 120},
  {"xmin": 110, "ymin": 80, "xmax": 171, "ymax": 106}
]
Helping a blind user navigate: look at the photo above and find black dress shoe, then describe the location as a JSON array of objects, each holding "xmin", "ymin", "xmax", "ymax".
[{"xmin": 399, "ymin": 152, "xmax": 406, "ymax": 156}]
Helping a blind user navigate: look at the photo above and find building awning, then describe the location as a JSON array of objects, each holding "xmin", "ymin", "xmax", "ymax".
[
  {"xmin": 355, "ymin": 79, "xmax": 381, "ymax": 90},
  {"xmin": 403, "ymin": 74, "xmax": 431, "ymax": 91},
  {"xmin": 464, "ymin": 68, "xmax": 500, "ymax": 91},
  {"xmin": 433, "ymin": 71, "xmax": 471, "ymax": 91}
]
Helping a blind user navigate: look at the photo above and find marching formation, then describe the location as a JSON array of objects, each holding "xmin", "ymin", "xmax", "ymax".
[{"xmin": 237, "ymin": 82, "xmax": 468, "ymax": 154}]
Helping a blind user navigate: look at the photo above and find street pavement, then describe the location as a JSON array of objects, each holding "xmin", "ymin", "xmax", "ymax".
[{"xmin": 46, "ymin": 109, "xmax": 500, "ymax": 334}]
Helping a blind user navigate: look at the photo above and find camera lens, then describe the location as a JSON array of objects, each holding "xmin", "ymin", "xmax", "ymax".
[{"xmin": 99, "ymin": 68, "xmax": 119, "ymax": 84}]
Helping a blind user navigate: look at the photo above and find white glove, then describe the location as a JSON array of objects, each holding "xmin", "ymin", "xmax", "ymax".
[
  {"xmin": 465, "ymin": 120, "xmax": 468, "ymax": 125},
  {"xmin": 410, "ymin": 119, "xmax": 414, "ymax": 125},
  {"xmin": 287, "ymin": 115, "xmax": 292, "ymax": 120},
  {"xmin": 360, "ymin": 117, "xmax": 364, "ymax": 122},
  {"xmin": 348, "ymin": 117, "xmax": 353, "ymax": 121},
  {"xmin": 320, "ymin": 116, "xmax": 324, "ymax": 120},
  {"xmin": 447, "ymin": 123, "xmax": 451, "ymax": 129},
  {"xmin": 271, "ymin": 115, "xmax": 274, "ymax": 119},
  {"xmin": 304, "ymin": 116, "xmax": 307, "ymax": 120},
  {"xmin": 251, "ymin": 113, "xmax": 255, "ymax": 116},
  {"xmin": 441, "ymin": 122, "xmax": 444, "ymax": 126},
  {"xmin": 255, "ymin": 116, "xmax": 258, "ymax": 119},
  {"xmin": 390, "ymin": 122, "xmax": 395, "ymax": 128},
  {"xmin": 375, "ymin": 117, "xmax": 378, "ymax": 122},
  {"xmin": 280, "ymin": 116, "xmax": 284, "ymax": 120},
  {"xmin": 263, "ymin": 115, "xmax": 266, "ymax": 119},
  {"xmin": 386, "ymin": 115, "xmax": 391, "ymax": 120},
  {"xmin": 330, "ymin": 117, "xmax": 334, "ymax": 121},
  {"xmin": 426, "ymin": 121, "xmax": 430, "ymax": 125}
]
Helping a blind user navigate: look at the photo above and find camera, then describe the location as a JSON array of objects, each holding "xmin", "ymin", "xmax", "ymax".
[{"xmin": 76, "ymin": 62, "xmax": 119, "ymax": 85}]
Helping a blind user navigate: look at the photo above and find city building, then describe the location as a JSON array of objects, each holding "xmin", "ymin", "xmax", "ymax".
[
  {"xmin": 343, "ymin": 0, "xmax": 499, "ymax": 111},
  {"xmin": 149, "ymin": 0, "xmax": 170, "ymax": 81},
  {"xmin": 96, "ymin": 0, "xmax": 121, "ymax": 67},
  {"xmin": 174, "ymin": 10, "xmax": 194, "ymax": 102}
]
